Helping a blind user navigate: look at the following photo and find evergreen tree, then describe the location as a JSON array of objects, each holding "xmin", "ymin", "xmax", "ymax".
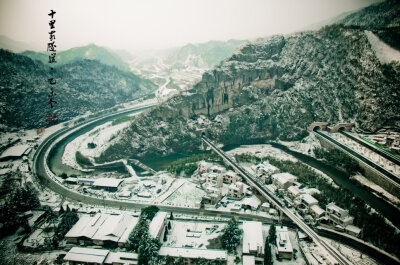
[
  {"xmin": 221, "ymin": 218, "xmax": 241, "ymax": 253},
  {"xmin": 264, "ymin": 237, "xmax": 272, "ymax": 265},
  {"xmin": 141, "ymin": 206, "xmax": 159, "ymax": 221},
  {"xmin": 268, "ymin": 224, "xmax": 276, "ymax": 244},
  {"xmin": 128, "ymin": 217, "xmax": 149, "ymax": 251},
  {"xmin": 138, "ymin": 231, "xmax": 161, "ymax": 265}
]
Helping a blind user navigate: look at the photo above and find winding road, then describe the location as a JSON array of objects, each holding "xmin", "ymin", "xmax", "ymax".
[{"xmin": 31, "ymin": 103, "xmax": 276, "ymax": 223}]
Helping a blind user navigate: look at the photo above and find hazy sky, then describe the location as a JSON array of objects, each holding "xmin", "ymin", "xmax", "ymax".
[{"xmin": 0, "ymin": 0, "xmax": 381, "ymax": 52}]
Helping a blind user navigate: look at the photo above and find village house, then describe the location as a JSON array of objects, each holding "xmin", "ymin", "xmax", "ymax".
[
  {"xmin": 222, "ymin": 171, "xmax": 241, "ymax": 184},
  {"xmin": 242, "ymin": 221, "xmax": 264, "ymax": 261},
  {"xmin": 300, "ymin": 194, "xmax": 319, "ymax": 209},
  {"xmin": 276, "ymin": 226, "xmax": 293, "ymax": 260},
  {"xmin": 252, "ymin": 162, "xmax": 279, "ymax": 176},
  {"xmin": 287, "ymin": 185, "xmax": 303, "ymax": 199},
  {"xmin": 309, "ymin": 204, "xmax": 325, "ymax": 218},
  {"xmin": 326, "ymin": 203, "xmax": 354, "ymax": 227},
  {"xmin": 228, "ymin": 181, "xmax": 247, "ymax": 199},
  {"xmin": 204, "ymin": 173, "xmax": 223, "ymax": 187},
  {"xmin": 271, "ymin": 173, "xmax": 297, "ymax": 190}
]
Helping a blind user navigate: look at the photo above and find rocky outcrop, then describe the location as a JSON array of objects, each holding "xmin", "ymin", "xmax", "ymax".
[{"xmin": 98, "ymin": 24, "xmax": 399, "ymax": 162}]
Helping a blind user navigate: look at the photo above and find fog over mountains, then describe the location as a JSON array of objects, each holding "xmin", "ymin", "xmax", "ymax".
[{"xmin": 97, "ymin": 0, "xmax": 400, "ymax": 161}]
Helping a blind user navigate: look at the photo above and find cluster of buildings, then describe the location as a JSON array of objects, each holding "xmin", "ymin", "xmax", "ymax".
[
  {"xmin": 65, "ymin": 212, "xmax": 168, "ymax": 248},
  {"xmin": 256, "ymin": 162, "xmax": 362, "ymax": 237},
  {"xmin": 192, "ymin": 161, "xmax": 253, "ymax": 205}
]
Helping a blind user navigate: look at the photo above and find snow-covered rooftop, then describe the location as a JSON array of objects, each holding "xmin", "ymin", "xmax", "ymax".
[
  {"xmin": 64, "ymin": 247, "xmax": 109, "ymax": 264},
  {"xmin": 276, "ymin": 226, "xmax": 293, "ymax": 254},
  {"xmin": 242, "ymin": 255, "xmax": 256, "ymax": 265},
  {"xmin": 0, "ymin": 144, "xmax": 31, "ymax": 159},
  {"xmin": 272, "ymin": 173, "xmax": 297, "ymax": 184},
  {"xmin": 242, "ymin": 196, "xmax": 261, "ymax": 209},
  {"xmin": 345, "ymin": 225, "xmax": 361, "ymax": 235},
  {"xmin": 65, "ymin": 213, "xmax": 137, "ymax": 243},
  {"xmin": 104, "ymin": 251, "xmax": 138, "ymax": 264},
  {"xmin": 158, "ymin": 247, "xmax": 227, "ymax": 260},
  {"xmin": 93, "ymin": 178, "xmax": 123, "ymax": 188},
  {"xmin": 243, "ymin": 221, "xmax": 264, "ymax": 255},
  {"xmin": 256, "ymin": 162, "xmax": 279, "ymax": 172},
  {"xmin": 92, "ymin": 213, "xmax": 136, "ymax": 243},
  {"xmin": 149, "ymin": 211, "xmax": 167, "ymax": 238},
  {"xmin": 310, "ymin": 204, "xmax": 325, "ymax": 216},
  {"xmin": 301, "ymin": 194, "xmax": 318, "ymax": 206},
  {"xmin": 287, "ymin": 185, "xmax": 302, "ymax": 197}
]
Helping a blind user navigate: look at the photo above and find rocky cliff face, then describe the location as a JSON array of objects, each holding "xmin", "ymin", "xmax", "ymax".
[{"xmin": 98, "ymin": 23, "xmax": 399, "ymax": 162}]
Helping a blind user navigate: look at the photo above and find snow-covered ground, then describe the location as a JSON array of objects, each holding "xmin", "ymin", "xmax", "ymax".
[
  {"xmin": 62, "ymin": 118, "xmax": 134, "ymax": 170},
  {"xmin": 164, "ymin": 180, "xmax": 206, "ymax": 207},
  {"xmin": 226, "ymin": 144, "xmax": 298, "ymax": 162},
  {"xmin": 322, "ymin": 237, "xmax": 378, "ymax": 265},
  {"xmin": 365, "ymin": 30, "xmax": 400, "ymax": 64},
  {"xmin": 227, "ymin": 143, "xmax": 338, "ymax": 187},
  {"xmin": 278, "ymin": 134, "xmax": 321, "ymax": 157},
  {"xmin": 165, "ymin": 220, "xmax": 226, "ymax": 249},
  {"xmin": 352, "ymin": 174, "xmax": 400, "ymax": 207}
]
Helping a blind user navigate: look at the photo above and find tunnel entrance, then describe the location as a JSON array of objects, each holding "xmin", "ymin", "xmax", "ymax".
[{"xmin": 313, "ymin": 126, "xmax": 321, "ymax": 132}]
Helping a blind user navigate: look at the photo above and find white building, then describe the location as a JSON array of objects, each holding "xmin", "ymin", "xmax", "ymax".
[
  {"xmin": 158, "ymin": 247, "xmax": 227, "ymax": 265},
  {"xmin": 242, "ymin": 197, "xmax": 261, "ymax": 211},
  {"xmin": 271, "ymin": 173, "xmax": 297, "ymax": 189},
  {"xmin": 204, "ymin": 173, "xmax": 223, "ymax": 187},
  {"xmin": 260, "ymin": 202, "xmax": 270, "ymax": 212},
  {"xmin": 64, "ymin": 247, "xmax": 138, "ymax": 265},
  {"xmin": 93, "ymin": 178, "xmax": 123, "ymax": 192},
  {"xmin": 276, "ymin": 226, "xmax": 293, "ymax": 259},
  {"xmin": 228, "ymin": 182, "xmax": 246, "ymax": 199},
  {"xmin": 242, "ymin": 221, "xmax": 264, "ymax": 258},
  {"xmin": 222, "ymin": 171, "xmax": 240, "ymax": 184},
  {"xmin": 65, "ymin": 213, "xmax": 138, "ymax": 247},
  {"xmin": 149, "ymin": 211, "xmax": 168, "ymax": 241},
  {"xmin": 300, "ymin": 194, "xmax": 319, "ymax": 208},
  {"xmin": 287, "ymin": 186, "xmax": 303, "ymax": 199},
  {"xmin": 309, "ymin": 204, "xmax": 325, "ymax": 218},
  {"xmin": 242, "ymin": 255, "xmax": 256, "ymax": 265},
  {"xmin": 326, "ymin": 203, "xmax": 354, "ymax": 227},
  {"xmin": 253, "ymin": 162, "xmax": 279, "ymax": 176},
  {"xmin": 0, "ymin": 144, "xmax": 31, "ymax": 161}
]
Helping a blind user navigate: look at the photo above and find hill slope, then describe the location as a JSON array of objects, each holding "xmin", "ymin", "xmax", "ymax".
[
  {"xmin": 98, "ymin": 24, "xmax": 400, "ymax": 162},
  {"xmin": 21, "ymin": 44, "xmax": 130, "ymax": 71},
  {"xmin": 0, "ymin": 49, "xmax": 157, "ymax": 130}
]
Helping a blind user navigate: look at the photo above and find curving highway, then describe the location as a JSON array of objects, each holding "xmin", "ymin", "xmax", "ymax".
[
  {"xmin": 32, "ymin": 104, "xmax": 277, "ymax": 223},
  {"xmin": 315, "ymin": 131, "xmax": 400, "ymax": 188},
  {"xmin": 340, "ymin": 131, "xmax": 400, "ymax": 166},
  {"xmin": 201, "ymin": 135, "xmax": 352, "ymax": 265}
]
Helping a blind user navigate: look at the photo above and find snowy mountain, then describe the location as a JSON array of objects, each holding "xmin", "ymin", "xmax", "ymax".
[
  {"xmin": 98, "ymin": 1, "xmax": 400, "ymax": 162},
  {"xmin": 21, "ymin": 44, "xmax": 130, "ymax": 71},
  {"xmin": 0, "ymin": 49, "xmax": 157, "ymax": 131}
]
